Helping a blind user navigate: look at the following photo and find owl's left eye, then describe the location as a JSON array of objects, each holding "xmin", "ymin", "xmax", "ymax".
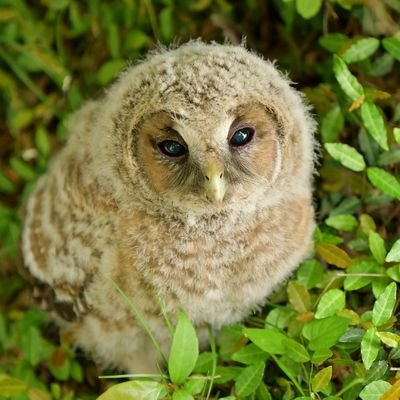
[
  {"xmin": 157, "ymin": 140, "xmax": 187, "ymax": 158},
  {"xmin": 229, "ymin": 127, "xmax": 255, "ymax": 147}
]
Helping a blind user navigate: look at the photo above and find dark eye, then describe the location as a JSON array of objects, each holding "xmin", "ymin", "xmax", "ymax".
[
  {"xmin": 157, "ymin": 140, "xmax": 187, "ymax": 158},
  {"xmin": 229, "ymin": 127, "xmax": 255, "ymax": 147}
]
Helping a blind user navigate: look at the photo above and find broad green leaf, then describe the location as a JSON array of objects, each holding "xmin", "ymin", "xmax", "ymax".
[
  {"xmin": 35, "ymin": 126, "xmax": 51, "ymax": 158},
  {"xmin": 394, "ymin": 127, "xmax": 400, "ymax": 144},
  {"xmin": 160, "ymin": 7, "xmax": 174, "ymax": 42},
  {"xmin": 342, "ymin": 38, "xmax": 380, "ymax": 63},
  {"xmin": 365, "ymin": 361, "xmax": 389, "ymax": 384},
  {"xmin": 97, "ymin": 59, "xmax": 126, "ymax": 85},
  {"xmin": 381, "ymin": 379, "xmax": 400, "ymax": 400},
  {"xmin": 10, "ymin": 157, "xmax": 37, "ymax": 181},
  {"xmin": 244, "ymin": 328, "xmax": 286, "ymax": 354},
  {"xmin": 382, "ymin": 37, "xmax": 400, "ymax": 62},
  {"xmin": 329, "ymin": 196, "xmax": 361, "ymax": 216},
  {"xmin": 184, "ymin": 379, "xmax": 205, "ymax": 396},
  {"xmin": 287, "ymin": 281, "xmax": 310, "ymax": 312},
  {"xmin": 321, "ymin": 106, "xmax": 344, "ymax": 143},
  {"xmin": 368, "ymin": 231, "xmax": 386, "ymax": 264},
  {"xmin": 97, "ymin": 381, "xmax": 167, "ymax": 400},
  {"xmin": 325, "ymin": 142, "xmax": 366, "ymax": 172},
  {"xmin": 386, "ymin": 264, "xmax": 400, "ymax": 282},
  {"xmin": 325, "ymin": 214, "xmax": 358, "ymax": 232},
  {"xmin": 235, "ymin": 361, "xmax": 265, "ymax": 397},
  {"xmin": 315, "ymin": 289, "xmax": 346, "ymax": 319},
  {"xmin": 319, "ymin": 33, "xmax": 349, "ymax": 52},
  {"xmin": 0, "ymin": 374, "xmax": 27, "ymax": 397},
  {"xmin": 303, "ymin": 316, "xmax": 349, "ymax": 350},
  {"xmin": 372, "ymin": 282, "xmax": 397, "ymax": 327},
  {"xmin": 296, "ymin": 0, "xmax": 322, "ymax": 18},
  {"xmin": 360, "ymin": 101, "xmax": 389, "ymax": 150},
  {"xmin": 265, "ymin": 307, "xmax": 296, "ymax": 329},
  {"xmin": 168, "ymin": 310, "xmax": 199, "ymax": 384},
  {"xmin": 367, "ymin": 167, "xmax": 400, "ymax": 200},
  {"xmin": 361, "ymin": 328, "xmax": 380, "ymax": 369},
  {"xmin": 312, "ymin": 366, "xmax": 332, "ymax": 392},
  {"xmin": 359, "ymin": 380, "xmax": 392, "ymax": 400},
  {"xmin": 339, "ymin": 328, "xmax": 365, "ymax": 343},
  {"xmin": 256, "ymin": 383, "xmax": 273, "ymax": 400},
  {"xmin": 0, "ymin": 171, "xmax": 15, "ymax": 194},
  {"xmin": 344, "ymin": 260, "xmax": 379, "ymax": 291},
  {"xmin": 316, "ymin": 243, "xmax": 352, "ymax": 268},
  {"xmin": 193, "ymin": 352, "xmax": 213, "ymax": 373},
  {"xmin": 214, "ymin": 366, "xmax": 242, "ymax": 384},
  {"xmin": 231, "ymin": 344, "xmax": 268, "ymax": 365},
  {"xmin": 284, "ymin": 338, "xmax": 310, "ymax": 362},
  {"xmin": 376, "ymin": 331, "xmax": 400, "ymax": 348},
  {"xmin": 386, "ymin": 239, "xmax": 400, "ymax": 262},
  {"xmin": 297, "ymin": 259, "xmax": 324, "ymax": 289},
  {"xmin": 333, "ymin": 55, "xmax": 364, "ymax": 101},
  {"xmin": 172, "ymin": 389, "xmax": 194, "ymax": 400},
  {"xmin": 311, "ymin": 348, "xmax": 332, "ymax": 365},
  {"xmin": 360, "ymin": 214, "xmax": 376, "ymax": 234}
]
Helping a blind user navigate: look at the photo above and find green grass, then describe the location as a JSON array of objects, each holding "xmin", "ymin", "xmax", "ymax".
[{"xmin": 1, "ymin": 1, "xmax": 400, "ymax": 399}]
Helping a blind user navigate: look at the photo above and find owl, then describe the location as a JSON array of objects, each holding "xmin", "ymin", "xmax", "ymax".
[{"xmin": 22, "ymin": 41, "xmax": 316, "ymax": 373}]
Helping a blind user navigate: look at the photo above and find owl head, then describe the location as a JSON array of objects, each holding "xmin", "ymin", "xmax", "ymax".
[{"xmin": 71, "ymin": 41, "xmax": 315, "ymax": 217}]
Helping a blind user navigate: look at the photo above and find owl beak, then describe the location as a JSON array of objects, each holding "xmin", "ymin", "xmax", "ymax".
[{"xmin": 203, "ymin": 159, "xmax": 227, "ymax": 212}]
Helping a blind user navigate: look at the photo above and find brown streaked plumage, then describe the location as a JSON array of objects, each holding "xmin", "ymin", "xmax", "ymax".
[{"xmin": 22, "ymin": 41, "xmax": 316, "ymax": 372}]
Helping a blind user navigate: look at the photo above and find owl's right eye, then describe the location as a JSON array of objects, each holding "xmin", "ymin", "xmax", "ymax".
[{"xmin": 157, "ymin": 140, "xmax": 187, "ymax": 158}]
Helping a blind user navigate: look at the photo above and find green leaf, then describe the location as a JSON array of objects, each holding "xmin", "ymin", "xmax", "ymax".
[
  {"xmin": 319, "ymin": 33, "xmax": 349, "ymax": 52},
  {"xmin": 372, "ymin": 282, "xmax": 397, "ymax": 327},
  {"xmin": 284, "ymin": 338, "xmax": 310, "ymax": 362},
  {"xmin": 325, "ymin": 214, "xmax": 358, "ymax": 232},
  {"xmin": 315, "ymin": 289, "xmax": 346, "ymax": 319},
  {"xmin": 333, "ymin": 55, "xmax": 364, "ymax": 101},
  {"xmin": 10, "ymin": 157, "xmax": 37, "ymax": 181},
  {"xmin": 311, "ymin": 366, "xmax": 332, "ymax": 392},
  {"xmin": 296, "ymin": 0, "xmax": 322, "ymax": 18},
  {"xmin": 35, "ymin": 126, "xmax": 51, "ymax": 158},
  {"xmin": 303, "ymin": 316, "xmax": 349, "ymax": 350},
  {"xmin": 0, "ymin": 171, "xmax": 15, "ymax": 194},
  {"xmin": 386, "ymin": 239, "xmax": 400, "ymax": 262},
  {"xmin": 361, "ymin": 328, "xmax": 380, "ymax": 369},
  {"xmin": 244, "ymin": 328, "xmax": 286, "ymax": 354},
  {"xmin": 97, "ymin": 59, "xmax": 126, "ymax": 85},
  {"xmin": 0, "ymin": 374, "xmax": 27, "ymax": 397},
  {"xmin": 344, "ymin": 260, "xmax": 379, "ymax": 291},
  {"xmin": 359, "ymin": 380, "xmax": 391, "ymax": 400},
  {"xmin": 193, "ymin": 352, "xmax": 214, "ymax": 373},
  {"xmin": 235, "ymin": 361, "xmax": 265, "ymax": 397},
  {"xmin": 382, "ymin": 37, "xmax": 400, "ymax": 62},
  {"xmin": 321, "ymin": 105, "xmax": 344, "ymax": 143},
  {"xmin": 287, "ymin": 281, "xmax": 310, "ymax": 312},
  {"xmin": 297, "ymin": 260, "xmax": 324, "ymax": 289},
  {"xmin": 97, "ymin": 381, "xmax": 167, "ymax": 400},
  {"xmin": 231, "ymin": 344, "xmax": 268, "ymax": 365},
  {"xmin": 339, "ymin": 328, "xmax": 365, "ymax": 343},
  {"xmin": 184, "ymin": 379, "xmax": 205, "ymax": 396},
  {"xmin": 325, "ymin": 143, "xmax": 366, "ymax": 172},
  {"xmin": 330, "ymin": 196, "xmax": 361, "ymax": 216},
  {"xmin": 394, "ymin": 127, "xmax": 400, "ymax": 144},
  {"xmin": 316, "ymin": 243, "xmax": 352, "ymax": 269},
  {"xmin": 367, "ymin": 167, "xmax": 400, "ymax": 200},
  {"xmin": 214, "ymin": 366, "xmax": 242, "ymax": 384},
  {"xmin": 386, "ymin": 264, "xmax": 400, "ymax": 282},
  {"xmin": 172, "ymin": 389, "xmax": 194, "ymax": 400},
  {"xmin": 360, "ymin": 101, "xmax": 389, "ymax": 150},
  {"xmin": 368, "ymin": 231, "xmax": 386, "ymax": 264},
  {"xmin": 376, "ymin": 331, "xmax": 400, "ymax": 348},
  {"xmin": 311, "ymin": 348, "xmax": 333, "ymax": 365},
  {"xmin": 365, "ymin": 361, "xmax": 389, "ymax": 384},
  {"xmin": 342, "ymin": 38, "xmax": 380, "ymax": 63},
  {"xmin": 168, "ymin": 310, "xmax": 199, "ymax": 384}
]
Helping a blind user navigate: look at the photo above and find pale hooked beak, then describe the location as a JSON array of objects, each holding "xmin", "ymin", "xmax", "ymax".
[{"xmin": 203, "ymin": 159, "xmax": 227, "ymax": 212}]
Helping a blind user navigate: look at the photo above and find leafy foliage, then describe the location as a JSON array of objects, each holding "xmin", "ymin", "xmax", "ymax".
[{"xmin": 1, "ymin": 0, "xmax": 400, "ymax": 399}]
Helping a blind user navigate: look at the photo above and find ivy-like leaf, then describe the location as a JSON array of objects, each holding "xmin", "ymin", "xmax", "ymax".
[
  {"xmin": 367, "ymin": 167, "xmax": 400, "ymax": 200},
  {"xmin": 342, "ymin": 38, "xmax": 380, "ymax": 63},
  {"xmin": 360, "ymin": 101, "xmax": 389, "ymax": 150},
  {"xmin": 372, "ymin": 282, "xmax": 397, "ymax": 327},
  {"xmin": 315, "ymin": 289, "xmax": 346, "ymax": 319},
  {"xmin": 361, "ymin": 328, "xmax": 380, "ymax": 369},
  {"xmin": 386, "ymin": 239, "xmax": 400, "ymax": 262},
  {"xmin": 333, "ymin": 55, "xmax": 364, "ymax": 101}
]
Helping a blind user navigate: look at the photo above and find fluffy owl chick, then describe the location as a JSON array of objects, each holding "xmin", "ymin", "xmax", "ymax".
[{"xmin": 23, "ymin": 41, "xmax": 316, "ymax": 373}]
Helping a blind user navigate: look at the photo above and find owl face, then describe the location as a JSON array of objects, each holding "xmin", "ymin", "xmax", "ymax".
[{"xmin": 135, "ymin": 102, "xmax": 281, "ymax": 213}]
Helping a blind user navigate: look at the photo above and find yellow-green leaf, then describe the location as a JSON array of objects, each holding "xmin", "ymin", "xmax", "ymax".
[
  {"xmin": 287, "ymin": 281, "xmax": 310, "ymax": 313},
  {"xmin": 342, "ymin": 38, "xmax": 380, "ymax": 63},
  {"xmin": 316, "ymin": 243, "xmax": 352, "ymax": 268},
  {"xmin": 360, "ymin": 101, "xmax": 389, "ymax": 150},
  {"xmin": 372, "ymin": 282, "xmax": 397, "ymax": 327},
  {"xmin": 311, "ymin": 366, "xmax": 332, "ymax": 392},
  {"xmin": 367, "ymin": 167, "xmax": 400, "ymax": 200},
  {"xmin": 361, "ymin": 328, "xmax": 380, "ymax": 369},
  {"xmin": 0, "ymin": 374, "xmax": 27, "ymax": 397},
  {"xmin": 325, "ymin": 142, "xmax": 366, "ymax": 172},
  {"xmin": 386, "ymin": 239, "xmax": 400, "ymax": 262},
  {"xmin": 376, "ymin": 331, "xmax": 400, "ymax": 348},
  {"xmin": 368, "ymin": 231, "xmax": 386, "ymax": 264},
  {"xmin": 381, "ymin": 379, "xmax": 400, "ymax": 400},
  {"xmin": 382, "ymin": 37, "xmax": 400, "ymax": 62},
  {"xmin": 315, "ymin": 289, "xmax": 346, "ymax": 319},
  {"xmin": 333, "ymin": 55, "xmax": 364, "ymax": 101}
]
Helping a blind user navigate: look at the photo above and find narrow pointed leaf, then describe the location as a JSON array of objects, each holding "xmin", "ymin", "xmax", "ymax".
[
  {"xmin": 168, "ymin": 310, "xmax": 199, "ymax": 384},
  {"xmin": 386, "ymin": 239, "xmax": 400, "ymax": 262},
  {"xmin": 361, "ymin": 328, "xmax": 380, "ymax": 369},
  {"xmin": 342, "ymin": 38, "xmax": 380, "ymax": 63},
  {"xmin": 368, "ymin": 231, "xmax": 386, "ymax": 264},
  {"xmin": 284, "ymin": 338, "xmax": 310, "ymax": 362},
  {"xmin": 376, "ymin": 331, "xmax": 400, "ymax": 348},
  {"xmin": 235, "ymin": 361, "xmax": 265, "ymax": 397},
  {"xmin": 382, "ymin": 37, "xmax": 400, "ymax": 62},
  {"xmin": 333, "ymin": 55, "xmax": 364, "ymax": 101},
  {"xmin": 359, "ymin": 380, "xmax": 391, "ymax": 400},
  {"xmin": 325, "ymin": 143, "xmax": 365, "ymax": 172},
  {"xmin": 321, "ymin": 106, "xmax": 344, "ymax": 143},
  {"xmin": 394, "ymin": 127, "xmax": 400, "ymax": 144},
  {"xmin": 244, "ymin": 328, "xmax": 286, "ymax": 354},
  {"xmin": 316, "ymin": 243, "xmax": 352, "ymax": 268},
  {"xmin": 367, "ymin": 167, "xmax": 400, "ymax": 200},
  {"xmin": 319, "ymin": 33, "xmax": 349, "ymax": 52},
  {"xmin": 344, "ymin": 260, "xmax": 379, "ymax": 291},
  {"xmin": 287, "ymin": 281, "xmax": 310, "ymax": 313},
  {"xmin": 360, "ymin": 101, "xmax": 388, "ymax": 150},
  {"xmin": 312, "ymin": 366, "xmax": 332, "ymax": 392},
  {"xmin": 325, "ymin": 214, "xmax": 358, "ymax": 232},
  {"xmin": 315, "ymin": 289, "xmax": 346, "ymax": 319},
  {"xmin": 372, "ymin": 282, "xmax": 396, "ymax": 327}
]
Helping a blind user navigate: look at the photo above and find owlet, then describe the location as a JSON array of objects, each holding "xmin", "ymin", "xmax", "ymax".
[{"xmin": 23, "ymin": 41, "xmax": 316, "ymax": 373}]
